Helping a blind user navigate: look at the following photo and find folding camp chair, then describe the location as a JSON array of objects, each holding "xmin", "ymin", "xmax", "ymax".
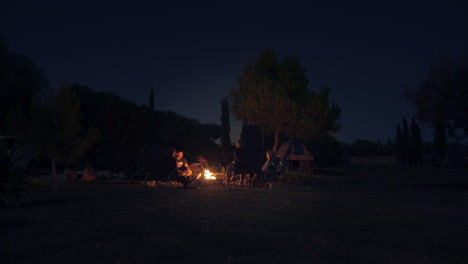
[{"xmin": 256, "ymin": 155, "xmax": 283, "ymax": 188}]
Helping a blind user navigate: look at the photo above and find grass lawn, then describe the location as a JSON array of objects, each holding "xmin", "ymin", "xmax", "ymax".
[{"xmin": 1, "ymin": 166, "xmax": 467, "ymax": 264}]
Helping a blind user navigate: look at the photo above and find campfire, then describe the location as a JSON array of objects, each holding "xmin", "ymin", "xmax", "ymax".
[
  {"xmin": 191, "ymin": 156, "xmax": 220, "ymax": 182},
  {"xmin": 203, "ymin": 169, "xmax": 217, "ymax": 180}
]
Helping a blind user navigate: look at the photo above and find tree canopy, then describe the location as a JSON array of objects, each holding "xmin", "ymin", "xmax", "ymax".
[
  {"xmin": 72, "ymin": 84, "xmax": 221, "ymax": 172},
  {"xmin": 7, "ymin": 85, "xmax": 99, "ymax": 191},
  {"xmin": 0, "ymin": 37, "xmax": 48, "ymax": 133},
  {"xmin": 404, "ymin": 55, "xmax": 467, "ymax": 140},
  {"xmin": 230, "ymin": 49, "xmax": 341, "ymax": 150},
  {"xmin": 0, "ymin": 36, "xmax": 223, "ymax": 184}
]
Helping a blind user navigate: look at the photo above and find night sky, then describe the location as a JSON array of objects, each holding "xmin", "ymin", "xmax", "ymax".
[{"xmin": 1, "ymin": 0, "xmax": 466, "ymax": 144}]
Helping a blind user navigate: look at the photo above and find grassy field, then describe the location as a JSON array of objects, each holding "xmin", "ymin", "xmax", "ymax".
[{"xmin": 1, "ymin": 166, "xmax": 467, "ymax": 264}]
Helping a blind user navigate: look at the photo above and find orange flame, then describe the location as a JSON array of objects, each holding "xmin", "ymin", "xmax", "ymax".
[{"xmin": 204, "ymin": 169, "xmax": 216, "ymax": 180}]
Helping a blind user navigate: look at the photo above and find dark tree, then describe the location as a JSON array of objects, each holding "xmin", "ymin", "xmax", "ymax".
[
  {"xmin": 396, "ymin": 117, "xmax": 424, "ymax": 166},
  {"xmin": 396, "ymin": 124, "xmax": 404, "ymax": 164},
  {"xmin": 220, "ymin": 97, "xmax": 231, "ymax": 151},
  {"xmin": 307, "ymin": 136, "xmax": 346, "ymax": 167},
  {"xmin": 402, "ymin": 118, "xmax": 410, "ymax": 164},
  {"xmin": 410, "ymin": 118, "xmax": 423, "ymax": 165},
  {"xmin": 25, "ymin": 85, "xmax": 98, "ymax": 191},
  {"xmin": 404, "ymin": 55, "xmax": 467, "ymax": 140},
  {"xmin": 0, "ymin": 37, "xmax": 48, "ymax": 133},
  {"xmin": 396, "ymin": 118, "xmax": 411, "ymax": 165},
  {"xmin": 230, "ymin": 49, "xmax": 341, "ymax": 151},
  {"xmin": 384, "ymin": 137, "xmax": 395, "ymax": 154},
  {"xmin": 72, "ymin": 84, "xmax": 152, "ymax": 172},
  {"xmin": 72, "ymin": 84, "xmax": 221, "ymax": 173},
  {"xmin": 240, "ymin": 122, "xmax": 263, "ymax": 147},
  {"xmin": 349, "ymin": 139, "xmax": 383, "ymax": 156}
]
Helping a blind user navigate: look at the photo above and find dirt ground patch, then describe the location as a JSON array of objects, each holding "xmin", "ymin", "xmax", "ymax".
[{"xmin": 1, "ymin": 173, "xmax": 468, "ymax": 264}]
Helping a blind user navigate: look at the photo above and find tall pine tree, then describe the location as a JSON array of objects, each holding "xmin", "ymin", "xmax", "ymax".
[
  {"xmin": 230, "ymin": 49, "xmax": 341, "ymax": 151},
  {"xmin": 410, "ymin": 118, "xmax": 423, "ymax": 165},
  {"xmin": 396, "ymin": 117, "xmax": 424, "ymax": 166},
  {"xmin": 402, "ymin": 118, "xmax": 410, "ymax": 165},
  {"xmin": 396, "ymin": 124, "xmax": 404, "ymax": 164}
]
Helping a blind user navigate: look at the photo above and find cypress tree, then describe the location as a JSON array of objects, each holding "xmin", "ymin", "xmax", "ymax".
[
  {"xmin": 396, "ymin": 124, "xmax": 404, "ymax": 164},
  {"xmin": 402, "ymin": 118, "xmax": 410, "ymax": 165},
  {"xmin": 410, "ymin": 118, "xmax": 423, "ymax": 165}
]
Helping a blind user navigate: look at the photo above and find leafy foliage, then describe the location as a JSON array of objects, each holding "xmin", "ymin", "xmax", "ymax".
[
  {"xmin": 30, "ymin": 86, "xmax": 97, "ymax": 162},
  {"xmin": 349, "ymin": 139, "xmax": 385, "ymax": 157},
  {"xmin": 286, "ymin": 87, "xmax": 342, "ymax": 141},
  {"xmin": 0, "ymin": 140, "xmax": 34, "ymax": 206},
  {"xmin": 73, "ymin": 84, "xmax": 154, "ymax": 172},
  {"xmin": 72, "ymin": 84, "xmax": 221, "ymax": 173},
  {"xmin": 0, "ymin": 37, "xmax": 48, "ymax": 134},
  {"xmin": 27, "ymin": 85, "xmax": 99, "ymax": 191},
  {"xmin": 307, "ymin": 136, "xmax": 346, "ymax": 167},
  {"xmin": 404, "ymin": 55, "xmax": 467, "ymax": 139},
  {"xmin": 230, "ymin": 49, "xmax": 341, "ymax": 150}
]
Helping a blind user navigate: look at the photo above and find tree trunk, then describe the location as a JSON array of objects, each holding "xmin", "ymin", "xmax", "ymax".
[
  {"xmin": 273, "ymin": 129, "xmax": 280, "ymax": 152},
  {"xmin": 51, "ymin": 155, "xmax": 58, "ymax": 192}
]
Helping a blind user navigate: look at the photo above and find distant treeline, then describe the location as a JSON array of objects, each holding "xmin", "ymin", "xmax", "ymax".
[
  {"xmin": 2, "ymin": 36, "xmax": 466, "ymax": 172},
  {"xmin": 0, "ymin": 36, "xmax": 222, "ymax": 173},
  {"xmin": 70, "ymin": 84, "xmax": 222, "ymax": 172}
]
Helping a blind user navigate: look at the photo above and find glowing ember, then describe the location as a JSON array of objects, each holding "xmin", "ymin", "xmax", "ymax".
[{"xmin": 204, "ymin": 169, "xmax": 216, "ymax": 180}]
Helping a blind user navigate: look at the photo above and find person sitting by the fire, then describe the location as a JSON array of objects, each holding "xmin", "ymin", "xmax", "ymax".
[
  {"xmin": 175, "ymin": 150, "xmax": 192, "ymax": 177},
  {"xmin": 225, "ymin": 139, "xmax": 247, "ymax": 186},
  {"xmin": 262, "ymin": 149, "xmax": 280, "ymax": 182},
  {"xmin": 161, "ymin": 147, "xmax": 189, "ymax": 187}
]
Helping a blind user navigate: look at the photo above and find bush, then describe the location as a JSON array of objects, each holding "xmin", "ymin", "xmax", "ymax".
[{"xmin": 0, "ymin": 141, "xmax": 36, "ymax": 206}]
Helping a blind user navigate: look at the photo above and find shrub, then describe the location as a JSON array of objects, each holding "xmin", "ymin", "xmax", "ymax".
[{"xmin": 0, "ymin": 141, "xmax": 36, "ymax": 206}]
